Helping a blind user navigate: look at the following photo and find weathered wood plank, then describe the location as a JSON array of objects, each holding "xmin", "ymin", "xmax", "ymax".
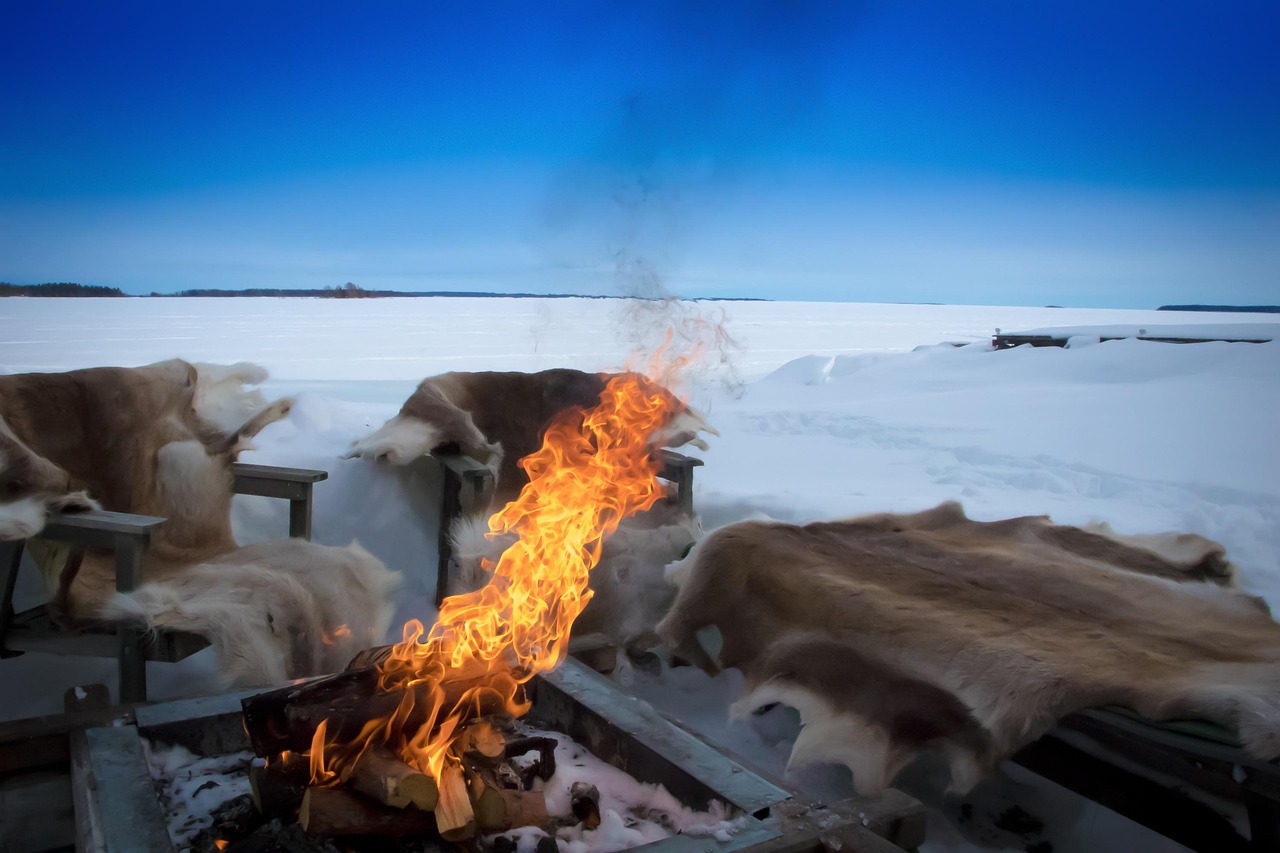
[
  {"xmin": 81, "ymin": 725, "xmax": 175, "ymax": 853},
  {"xmin": 533, "ymin": 658, "xmax": 790, "ymax": 819},
  {"xmin": 40, "ymin": 510, "xmax": 165, "ymax": 545},
  {"xmin": 231, "ymin": 463, "xmax": 329, "ymax": 484}
]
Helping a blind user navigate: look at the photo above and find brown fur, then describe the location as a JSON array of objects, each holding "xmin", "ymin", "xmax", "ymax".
[
  {"xmin": 0, "ymin": 361, "xmax": 401, "ymax": 686},
  {"xmin": 348, "ymin": 369, "xmax": 713, "ymax": 511},
  {"xmin": 658, "ymin": 501, "xmax": 1280, "ymax": 794}
]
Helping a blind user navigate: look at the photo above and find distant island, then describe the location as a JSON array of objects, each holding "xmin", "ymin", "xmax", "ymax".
[
  {"xmin": 0, "ymin": 282, "xmax": 127, "ymax": 297},
  {"xmin": 1, "ymin": 281, "xmax": 763, "ymax": 301},
  {"xmin": 1159, "ymin": 304, "xmax": 1280, "ymax": 314}
]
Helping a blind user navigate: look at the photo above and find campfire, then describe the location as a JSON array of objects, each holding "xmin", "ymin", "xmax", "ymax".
[{"xmin": 240, "ymin": 371, "xmax": 688, "ymax": 843}]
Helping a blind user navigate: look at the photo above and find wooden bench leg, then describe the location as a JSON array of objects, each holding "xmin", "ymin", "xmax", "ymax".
[
  {"xmin": 1248, "ymin": 795, "xmax": 1280, "ymax": 851},
  {"xmin": 435, "ymin": 465, "xmax": 464, "ymax": 608},
  {"xmin": 113, "ymin": 533, "xmax": 148, "ymax": 704},
  {"xmin": 1, "ymin": 539, "xmax": 25, "ymax": 658},
  {"xmin": 288, "ymin": 495, "xmax": 313, "ymax": 540}
]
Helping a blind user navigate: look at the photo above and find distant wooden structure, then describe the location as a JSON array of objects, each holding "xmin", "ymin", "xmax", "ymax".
[{"xmin": 994, "ymin": 327, "xmax": 1276, "ymax": 350}]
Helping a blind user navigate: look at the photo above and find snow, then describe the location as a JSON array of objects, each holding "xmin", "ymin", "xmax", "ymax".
[{"xmin": 4, "ymin": 296, "xmax": 1279, "ymax": 853}]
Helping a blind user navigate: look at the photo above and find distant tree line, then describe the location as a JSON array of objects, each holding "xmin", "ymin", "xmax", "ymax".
[
  {"xmin": 0, "ymin": 282, "xmax": 126, "ymax": 297},
  {"xmin": 162, "ymin": 282, "xmax": 378, "ymax": 298},
  {"xmin": 1158, "ymin": 304, "xmax": 1280, "ymax": 314}
]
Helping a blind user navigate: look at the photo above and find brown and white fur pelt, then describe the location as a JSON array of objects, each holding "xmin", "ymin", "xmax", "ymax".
[
  {"xmin": 657, "ymin": 501, "xmax": 1280, "ymax": 795},
  {"xmin": 0, "ymin": 360, "xmax": 400, "ymax": 686},
  {"xmin": 345, "ymin": 369, "xmax": 716, "ymax": 511},
  {"xmin": 98, "ymin": 540, "xmax": 399, "ymax": 686},
  {"xmin": 449, "ymin": 501, "xmax": 699, "ymax": 663}
]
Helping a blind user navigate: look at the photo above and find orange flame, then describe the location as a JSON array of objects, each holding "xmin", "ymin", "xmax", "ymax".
[{"xmin": 310, "ymin": 369, "xmax": 683, "ymax": 782}]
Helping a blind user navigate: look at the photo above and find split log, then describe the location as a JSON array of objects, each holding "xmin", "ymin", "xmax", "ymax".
[
  {"xmin": 434, "ymin": 763, "xmax": 477, "ymax": 841},
  {"xmin": 469, "ymin": 770, "xmax": 509, "ymax": 832},
  {"xmin": 297, "ymin": 787, "xmax": 436, "ymax": 838},
  {"xmin": 570, "ymin": 781, "xmax": 601, "ymax": 830},
  {"xmin": 249, "ymin": 752, "xmax": 311, "ymax": 815},
  {"xmin": 349, "ymin": 745, "xmax": 439, "ymax": 811}
]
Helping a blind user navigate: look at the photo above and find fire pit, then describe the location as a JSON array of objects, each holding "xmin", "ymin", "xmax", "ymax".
[{"xmin": 63, "ymin": 658, "xmax": 921, "ymax": 853}]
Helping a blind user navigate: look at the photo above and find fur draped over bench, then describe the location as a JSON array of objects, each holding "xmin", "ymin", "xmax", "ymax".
[
  {"xmin": 0, "ymin": 359, "xmax": 399, "ymax": 686},
  {"xmin": 658, "ymin": 501, "xmax": 1280, "ymax": 795}
]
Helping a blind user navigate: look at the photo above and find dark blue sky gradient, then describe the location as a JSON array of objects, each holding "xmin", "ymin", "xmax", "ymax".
[{"xmin": 2, "ymin": 1, "xmax": 1277, "ymax": 306}]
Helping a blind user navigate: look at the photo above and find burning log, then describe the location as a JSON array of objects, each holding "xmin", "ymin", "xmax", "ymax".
[
  {"xmin": 297, "ymin": 787, "xmax": 436, "ymax": 838},
  {"xmin": 349, "ymin": 745, "xmax": 439, "ymax": 811},
  {"xmin": 249, "ymin": 752, "xmax": 310, "ymax": 816},
  {"xmin": 459, "ymin": 719, "xmax": 507, "ymax": 763},
  {"xmin": 241, "ymin": 666, "xmax": 517, "ymax": 757},
  {"xmin": 433, "ymin": 763, "xmax": 477, "ymax": 841},
  {"xmin": 570, "ymin": 781, "xmax": 602, "ymax": 830}
]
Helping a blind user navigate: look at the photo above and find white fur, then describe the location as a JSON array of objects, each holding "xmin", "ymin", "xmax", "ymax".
[
  {"xmin": 650, "ymin": 407, "xmax": 718, "ymax": 452},
  {"xmin": 191, "ymin": 362, "xmax": 271, "ymax": 434},
  {"xmin": 344, "ymin": 414, "xmax": 441, "ymax": 465},
  {"xmin": 0, "ymin": 495, "xmax": 50, "ymax": 541},
  {"xmin": 99, "ymin": 540, "xmax": 400, "ymax": 686},
  {"xmin": 733, "ymin": 681, "xmax": 898, "ymax": 795}
]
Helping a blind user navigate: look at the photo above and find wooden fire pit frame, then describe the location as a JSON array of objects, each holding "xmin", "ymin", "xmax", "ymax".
[{"xmin": 0, "ymin": 658, "xmax": 923, "ymax": 853}]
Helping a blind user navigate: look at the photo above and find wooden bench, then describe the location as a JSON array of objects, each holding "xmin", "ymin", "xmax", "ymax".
[
  {"xmin": 1015, "ymin": 707, "xmax": 1280, "ymax": 850},
  {"xmin": 0, "ymin": 463, "xmax": 327, "ymax": 705},
  {"xmin": 431, "ymin": 448, "xmax": 703, "ymax": 607}
]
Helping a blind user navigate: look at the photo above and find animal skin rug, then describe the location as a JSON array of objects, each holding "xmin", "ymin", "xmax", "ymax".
[{"xmin": 658, "ymin": 501, "xmax": 1280, "ymax": 795}]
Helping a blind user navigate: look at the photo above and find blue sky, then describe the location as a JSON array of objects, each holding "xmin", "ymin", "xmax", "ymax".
[{"xmin": 2, "ymin": 1, "xmax": 1277, "ymax": 307}]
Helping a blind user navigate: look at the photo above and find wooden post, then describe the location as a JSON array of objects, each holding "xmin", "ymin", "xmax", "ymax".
[
  {"xmin": 0, "ymin": 540, "xmax": 24, "ymax": 656},
  {"xmin": 113, "ymin": 531, "xmax": 149, "ymax": 704},
  {"xmin": 433, "ymin": 452, "xmax": 495, "ymax": 607}
]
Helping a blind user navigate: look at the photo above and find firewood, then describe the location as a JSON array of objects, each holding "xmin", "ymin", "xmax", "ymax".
[
  {"xmin": 570, "ymin": 781, "xmax": 601, "ymax": 830},
  {"xmin": 297, "ymin": 786, "xmax": 436, "ymax": 838},
  {"xmin": 500, "ymin": 789, "xmax": 550, "ymax": 830},
  {"xmin": 505, "ymin": 736, "xmax": 558, "ymax": 788},
  {"xmin": 349, "ymin": 745, "xmax": 439, "ymax": 811},
  {"xmin": 249, "ymin": 752, "xmax": 311, "ymax": 815},
  {"xmin": 433, "ymin": 763, "xmax": 477, "ymax": 841},
  {"xmin": 459, "ymin": 720, "xmax": 507, "ymax": 762},
  {"xmin": 469, "ymin": 771, "xmax": 508, "ymax": 832},
  {"xmin": 346, "ymin": 645, "xmax": 394, "ymax": 671},
  {"xmin": 241, "ymin": 667, "xmax": 518, "ymax": 757}
]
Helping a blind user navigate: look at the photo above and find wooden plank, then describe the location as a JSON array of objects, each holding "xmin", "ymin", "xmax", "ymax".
[
  {"xmin": 81, "ymin": 725, "xmax": 175, "ymax": 852},
  {"xmin": 40, "ymin": 511, "xmax": 165, "ymax": 546},
  {"xmin": 1014, "ymin": 733, "xmax": 1251, "ymax": 852},
  {"xmin": 0, "ymin": 768, "xmax": 75, "ymax": 853},
  {"xmin": 534, "ymin": 658, "xmax": 791, "ymax": 818},
  {"xmin": 231, "ymin": 462, "xmax": 328, "ymax": 483},
  {"xmin": 433, "ymin": 450, "xmax": 494, "ymax": 479},
  {"xmin": 0, "ymin": 704, "xmax": 134, "ymax": 775},
  {"xmin": 135, "ymin": 688, "xmax": 262, "ymax": 755}
]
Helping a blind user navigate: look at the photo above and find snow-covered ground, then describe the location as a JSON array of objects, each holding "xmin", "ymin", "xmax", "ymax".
[{"xmin": 3, "ymin": 296, "xmax": 1279, "ymax": 853}]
